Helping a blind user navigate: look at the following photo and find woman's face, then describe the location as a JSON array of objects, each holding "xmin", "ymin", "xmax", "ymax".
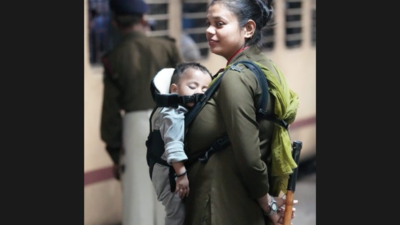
[{"xmin": 206, "ymin": 3, "xmax": 247, "ymax": 60}]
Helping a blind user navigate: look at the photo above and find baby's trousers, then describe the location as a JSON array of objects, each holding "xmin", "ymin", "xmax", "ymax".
[{"xmin": 152, "ymin": 163, "xmax": 185, "ymax": 225}]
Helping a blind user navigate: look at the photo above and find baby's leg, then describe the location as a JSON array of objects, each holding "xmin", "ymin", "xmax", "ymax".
[{"xmin": 152, "ymin": 163, "xmax": 185, "ymax": 225}]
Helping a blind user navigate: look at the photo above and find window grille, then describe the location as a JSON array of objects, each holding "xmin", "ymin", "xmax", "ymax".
[
  {"xmin": 285, "ymin": 0, "xmax": 302, "ymax": 48},
  {"xmin": 182, "ymin": 0, "xmax": 210, "ymax": 59},
  {"xmin": 146, "ymin": 0, "xmax": 170, "ymax": 38},
  {"xmin": 260, "ymin": 2, "xmax": 276, "ymax": 51}
]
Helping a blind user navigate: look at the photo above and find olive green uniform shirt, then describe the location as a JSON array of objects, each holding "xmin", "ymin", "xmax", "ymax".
[
  {"xmin": 184, "ymin": 46, "xmax": 281, "ymax": 225},
  {"xmin": 101, "ymin": 31, "xmax": 182, "ymax": 151}
]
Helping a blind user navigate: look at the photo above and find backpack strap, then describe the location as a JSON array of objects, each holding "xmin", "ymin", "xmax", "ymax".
[
  {"xmin": 234, "ymin": 60, "xmax": 269, "ymax": 115},
  {"xmin": 235, "ymin": 60, "xmax": 289, "ymax": 130}
]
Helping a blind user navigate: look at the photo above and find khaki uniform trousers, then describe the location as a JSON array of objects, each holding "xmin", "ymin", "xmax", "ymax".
[{"xmin": 121, "ymin": 110, "xmax": 166, "ymax": 225}]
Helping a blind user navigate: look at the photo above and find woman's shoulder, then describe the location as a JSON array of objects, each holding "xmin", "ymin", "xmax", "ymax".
[{"xmin": 220, "ymin": 63, "xmax": 259, "ymax": 90}]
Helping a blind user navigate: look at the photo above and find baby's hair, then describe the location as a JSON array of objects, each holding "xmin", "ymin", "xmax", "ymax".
[{"xmin": 170, "ymin": 62, "xmax": 212, "ymax": 85}]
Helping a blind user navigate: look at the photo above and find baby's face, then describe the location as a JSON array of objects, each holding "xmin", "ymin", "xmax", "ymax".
[{"xmin": 172, "ymin": 68, "xmax": 212, "ymax": 107}]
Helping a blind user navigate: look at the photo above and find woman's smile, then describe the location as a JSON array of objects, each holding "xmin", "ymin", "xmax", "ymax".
[{"xmin": 208, "ymin": 39, "xmax": 218, "ymax": 47}]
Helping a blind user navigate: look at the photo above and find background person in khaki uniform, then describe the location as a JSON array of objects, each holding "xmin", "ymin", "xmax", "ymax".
[{"xmin": 100, "ymin": 0, "xmax": 182, "ymax": 224}]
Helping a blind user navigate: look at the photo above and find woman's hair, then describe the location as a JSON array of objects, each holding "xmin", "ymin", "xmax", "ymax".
[
  {"xmin": 209, "ymin": 0, "xmax": 274, "ymax": 47},
  {"xmin": 170, "ymin": 62, "xmax": 212, "ymax": 85}
]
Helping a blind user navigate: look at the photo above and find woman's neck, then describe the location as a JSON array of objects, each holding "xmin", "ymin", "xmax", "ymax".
[{"xmin": 226, "ymin": 46, "xmax": 249, "ymax": 65}]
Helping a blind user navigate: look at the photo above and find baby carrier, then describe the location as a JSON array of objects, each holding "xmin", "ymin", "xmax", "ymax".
[
  {"xmin": 145, "ymin": 60, "xmax": 299, "ymax": 193},
  {"xmin": 145, "ymin": 68, "xmax": 206, "ymax": 192}
]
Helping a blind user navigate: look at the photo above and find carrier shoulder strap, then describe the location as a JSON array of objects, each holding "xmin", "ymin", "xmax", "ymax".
[
  {"xmin": 184, "ymin": 67, "xmax": 229, "ymax": 128},
  {"xmin": 192, "ymin": 60, "xmax": 288, "ymax": 164},
  {"xmin": 185, "ymin": 60, "xmax": 270, "ymax": 128}
]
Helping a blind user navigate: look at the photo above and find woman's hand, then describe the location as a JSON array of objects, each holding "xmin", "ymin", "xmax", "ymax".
[
  {"xmin": 271, "ymin": 195, "xmax": 298, "ymax": 225},
  {"xmin": 275, "ymin": 205, "xmax": 297, "ymax": 225},
  {"xmin": 259, "ymin": 194, "xmax": 298, "ymax": 225}
]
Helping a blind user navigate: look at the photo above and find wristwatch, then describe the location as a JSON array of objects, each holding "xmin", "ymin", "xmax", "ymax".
[{"xmin": 268, "ymin": 198, "xmax": 278, "ymax": 216}]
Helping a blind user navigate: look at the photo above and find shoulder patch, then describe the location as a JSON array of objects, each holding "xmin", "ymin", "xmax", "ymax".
[
  {"xmin": 158, "ymin": 36, "xmax": 176, "ymax": 43},
  {"xmin": 229, "ymin": 65, "xmax": 242, "ymax": 72},
  {"xmin": 101, "ymin": 56, "xmax": 118, "ymax": 79}
]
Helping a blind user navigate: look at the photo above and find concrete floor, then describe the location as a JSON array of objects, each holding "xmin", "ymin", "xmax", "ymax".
[{"xmin": 113, "ymin": 167, "xmax": 316, "ymax": 225}]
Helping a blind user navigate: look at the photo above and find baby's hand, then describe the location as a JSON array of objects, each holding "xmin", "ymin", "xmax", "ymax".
[{"xmin": 175, "ymin": 173, "xmax": 189, "ymax": 198}]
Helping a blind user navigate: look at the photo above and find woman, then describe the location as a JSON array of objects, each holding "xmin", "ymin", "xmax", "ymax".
[{"xmin": 183, "ymin": 0, "xmax": 298, "ymax": 224}]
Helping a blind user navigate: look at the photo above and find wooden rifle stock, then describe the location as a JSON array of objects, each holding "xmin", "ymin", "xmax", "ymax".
[{"xmin": 283, "ymin": 141, "xmax": 302, "ymax": 225}]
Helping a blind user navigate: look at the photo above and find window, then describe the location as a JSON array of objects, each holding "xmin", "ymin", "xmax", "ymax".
[
  {"xmin": 260, "ymin": 2, "xmax": 276, "ymax": 51},
  {"xmin": 260, "ymin": 24, "xmax": 275, "ymax": 51},
  {"xmin": 88, "ymin": 0, "xmax": 116, "ymax": 65},
  {"xmin": 182, "ymin": 0, "xmax": 209, "ymax": 59},
  {"xmin": 285, "ymin": 0, "xmax": 302, "ymax": 48},
  {"xmin": 145, "ymin": 0, "xmax": 170, "ymax": 38}
]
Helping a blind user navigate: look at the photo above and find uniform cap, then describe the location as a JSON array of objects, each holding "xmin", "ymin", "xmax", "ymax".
[{"xmin": 109, "ymin": 0, "xmax": 148, "ymax": 15}]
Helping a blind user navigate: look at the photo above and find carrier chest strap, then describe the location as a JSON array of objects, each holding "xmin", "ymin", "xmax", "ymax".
[
  {"xmin": 151, "ymin": 78, "xmax": 206, "ymax": 108},
  {"xmin": 257, "ymin": 109, "xmax": 289, "ymax": 130},
  {"xmin": 198, "ymin": 133, "xmax": 230, "ymax": 164},
  {"xmin": 185, "ymin": 68, "xmax": 228, "ymax": 128},
  {"xmin": 153, "ymin": 93, "xmax": 205, "ymax": 108}
]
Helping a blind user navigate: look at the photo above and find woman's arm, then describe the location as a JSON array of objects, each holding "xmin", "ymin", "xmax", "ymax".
[{"xmin": 217, "ymin": 68, "xmax": 269, "ymax": 199}]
